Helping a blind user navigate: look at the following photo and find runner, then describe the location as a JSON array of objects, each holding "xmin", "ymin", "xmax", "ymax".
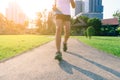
[{"xmin": 53, "ymin": 0, "xmax": 75, "ymax": 61}]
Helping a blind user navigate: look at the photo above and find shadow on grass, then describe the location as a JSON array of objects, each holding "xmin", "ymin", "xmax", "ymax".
[
  {"xmin": 66, "ymin": 51, "xmax": 120, "ymax": 78},
  {"xmin": 59, "ymin": 60, "xmax": 107, "ymax": 80}
]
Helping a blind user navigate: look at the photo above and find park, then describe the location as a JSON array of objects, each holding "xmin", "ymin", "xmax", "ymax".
[{"xmin": 0, "ymin": 0, "xmax": 120, "ymax": 80}]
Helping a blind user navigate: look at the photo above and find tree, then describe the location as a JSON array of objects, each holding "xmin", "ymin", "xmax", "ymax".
[
  {"xmin": 87, "ymin": 18, "xmax": 102, "ymax": 35},
  {"xmin": 113, "ymin": 10, "xmax": 120, "ymax": 25},
  {"xmin": 47, "ymin": 11, "xmax": 56, "ymax": 34},
  {"xmin": 0, "ymin": 13, "xmax": 6, "ymax": 34},
  {"xmin": 116, "ymin": 27, "xmax": 120, "ymax": 35},
  {"xmin": 36, "ymin": 12, "xmax": 43, "ymax": 34},
  {"xmin": 87, "ymin": 26, "xmax": 95, "ymax": 39},
  {"xmin": 78, "ymin": 16, "xmax": 89, "ymax": 29},
  {"xmin": 71, "ymin": 16, "xmax": 89, "ymax": 35}
]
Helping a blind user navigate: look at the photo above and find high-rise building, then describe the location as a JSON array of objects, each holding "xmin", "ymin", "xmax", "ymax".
[
  {"xmin": 75, "ymin": 0, "xmax": 83, "ymax": 15},
  {"xmin": 83, "ymin": 0, "xmax": 89, "ymax": 13},
  {"xmin": 88, "ymin": 0, "xmax": 103, "ymax": 13},
  {"xmin": 74, "ymin": 0, "xmax": 104, "ymax": 19},
  {"xmin": 6, "ymin": 1, "xmax": 27, "ymax": 24}
]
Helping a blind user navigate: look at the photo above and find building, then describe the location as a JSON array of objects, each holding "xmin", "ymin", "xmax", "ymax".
[
  {"xmin": 88, "ymin": 0, "xmax": 103, "ymax": 13},
  {"xmin": 74, "ymin": 0, "xmax": 104, "ymax": 19},
  {"xmin": 82, "ymin": 13, "xmax": 103, "ymax": 19},
  {"xmin": 75, "ymin": 0, "xmax": 83, "ymax": 15},
  {"xmin": 102, "ymin": 18, "xmax": 119, "ymax": 25},
  {"xmin": 101, "ymin": 18, "xmax": 119, "ymax": 36},
  {"xmin": 6, "ymin": 1, "xmax": 27, "ymax": 24}
]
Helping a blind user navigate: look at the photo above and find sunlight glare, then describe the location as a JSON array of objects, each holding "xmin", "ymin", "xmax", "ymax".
[{"xmin": 2, "ymin": 0, "xmax": 54, "ymax": 19}]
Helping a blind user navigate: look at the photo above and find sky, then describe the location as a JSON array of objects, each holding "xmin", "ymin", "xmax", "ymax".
[
  {"xmin": 102, "ymin": 0, "xmax": 120, "ymax": 19},
  {"xmin": 0, "ymin": 0, "xmax": 120, "ymax": 19},
  {"xmin": 0, "ymin": 0, "xmax": 54, "ymax": 19}
]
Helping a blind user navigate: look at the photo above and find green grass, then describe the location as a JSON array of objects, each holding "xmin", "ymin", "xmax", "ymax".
[
  {"xmin": 0, "ymin": 35, "xmax": 54, "ymax": 61},
  {"xmin": 74, "ymin": 36, "xmax": 120, "ymax": 57}
]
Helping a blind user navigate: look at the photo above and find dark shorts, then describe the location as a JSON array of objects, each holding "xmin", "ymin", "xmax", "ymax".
[{"xmin": 56, "ymin": 14, "xmax": 71, "ymax": 21}]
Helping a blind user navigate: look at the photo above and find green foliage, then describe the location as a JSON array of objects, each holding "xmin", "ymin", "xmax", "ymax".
[
  {"xmin": 71, "ymin": 26, "xmax": 83, "ymax": 35},
  {"xmin": 78, "ymin": 16, "xmax": 89, "ymax": 22},
  {"xmin": 1, "ymin": 10, "xmax": 56, "ymax": 35},
  {"xmin": 78, "ymin": 16, "xmax": 89, "ymax": 28},
  {"xmin": 0, "ymin": 13, "xmax": 7, "ymax": 34},
  {"xmin": 117, "ymin": 27, "xmax": 120, "ymax": 31},
  {"xmin": 101, "ymin": 25, "xmax": 118, "ymax": 36},
  {"xmin": 35, "ymin": 11, "xmax": 56, "ymax": 35},
  {"xmin": 71, "ymin": 16, "xmax": 89, "ymax": 35},
  {"xmin": 36, "ymin": 12, "xmax": 43, "ymax": 33},
  {"xmin": 0, "ymin": 13, "xmax": 27, "ymax": 35},
  {"xmin": 0, "ymin": 35, "xmax": 53, "ymax": 60},
  {"xmin": 87, "ymin": 26, "xmax": 95, "ymax": 39},
  {"xmin": 116, "ymin": 27, "xmax": 120, "ymax": 34},
  {"xmin": 70, "ymin": 18, "xmax": 76, "ymax": 25},
  {"xmin": 84, "ymin": 30, "xmax": 87, "ymax": 38},
  {"xmin": 113, "ymin": 10, "xmax": 120, "ymax": 18},
  {"xmin": 113, "ymin": 10, "xmax": 120, "ymax": 25},
  {"xmin": 87, "ymin": 18, "xmax": 102, "ymax": 35},
  {"xmin": 74, "ymin": 36, "xmax": 120, "ymax": 57},
  {"xmin": 47, "ymin": 12, "xmax": 56, "ymax": 34}
]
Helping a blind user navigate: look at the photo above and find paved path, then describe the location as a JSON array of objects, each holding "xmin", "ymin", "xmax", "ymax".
[{"xmin": 0, "ymin": 39, "xmax": 120, "ymax": 80}]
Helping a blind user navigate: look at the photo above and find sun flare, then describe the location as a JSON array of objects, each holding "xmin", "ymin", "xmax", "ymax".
[{"xmin": 2, "ymin": 0, "xmax": 54, "ymax": 19}]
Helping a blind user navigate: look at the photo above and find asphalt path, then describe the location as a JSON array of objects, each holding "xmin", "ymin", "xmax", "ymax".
[{"xmin": 0, "ymin": 39, "xmax": 120, "ymax": 80}]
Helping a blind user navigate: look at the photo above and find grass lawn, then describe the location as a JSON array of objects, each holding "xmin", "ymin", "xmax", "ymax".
[
  {"xmin": 74, "ymin": 36, "xmax": 120, "ymax": 57},
  {"xmin": 0, "ymin": 35, "xmax": 54, "ymax": 61}
]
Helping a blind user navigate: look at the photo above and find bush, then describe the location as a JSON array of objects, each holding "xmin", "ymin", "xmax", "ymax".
[
  {"xmin": 87, "ymin": 18, "xmax": 102, "ymax": 35},
  {"xmin": 84, "ymin": 30, "xmax": 87, "ymax": 38},
  {"xmin": 116, "ymin": 27, "xmax": 120, "ymax": 35},
  {"xmin": 87, "ymin": 26, "xmax": 95, "ymax": 39}
]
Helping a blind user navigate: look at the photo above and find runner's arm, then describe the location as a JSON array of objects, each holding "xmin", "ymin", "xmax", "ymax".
[{"xmin": 70, "ymin": 0, "xmax": 75, "ymax": 8}]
